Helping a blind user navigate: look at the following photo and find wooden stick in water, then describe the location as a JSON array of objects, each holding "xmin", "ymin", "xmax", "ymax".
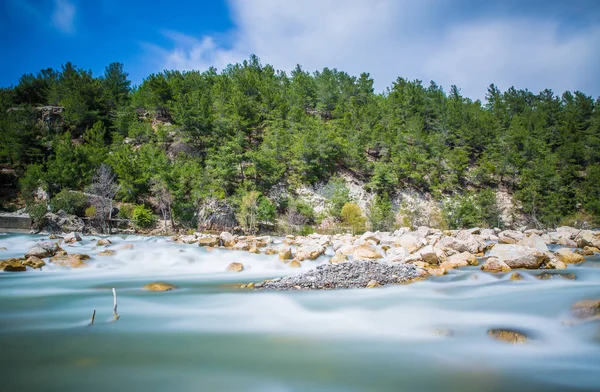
[
  {"xmin": 89, "ymin": 309, "xmax": 96, "ymax": 326},
  {"xmin": 112, "ymin": 288, "xmax": 120, "ymax": 321}
]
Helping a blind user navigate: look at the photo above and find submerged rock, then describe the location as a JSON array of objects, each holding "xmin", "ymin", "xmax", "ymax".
[
  {"xmin": 98, "ymin": 250, "xmax": 116, "ymax": 257},
  {"xmin": 366, "ymin": 280, "xmax": 380, "ymax": 288},
  {"xmin": 259, "ymin": 261, "xmax": 421, "ymax": 290},
  {"xmin": 97, "ymin": 238, "xmax": 112, "ymax": 246},
  {"xmin": 50, "ymin": 253, "xmax": 90, "ymax": 268},
  {"xmin": 509, "ymin": 272, "xmax": 524, "ymax": 281},
  {"xmin": 488, "ymin": 328, "xmax": 529, "ymax": 344},
  {"xmin": 289, "ymin": 260, "xmax": 302, "ymax": 268},
  {"xmin": 571, "ymin": 299, "xmax": 600, "ymax": 319},
  {"xmin": 536, "ymin": 272, "xmax": 576, "ymax": 281},
  {"xmin": 143, "ymin": 282, "xmax": 177, "ymax": 291},
  {"xmin": 226, "ymin": 262, "xmax": 244, "ymax": 272}
]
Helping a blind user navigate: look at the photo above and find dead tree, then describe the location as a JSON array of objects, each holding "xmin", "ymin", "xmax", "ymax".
[
  {"xmin": 88, "ymin": 164, "xmax": 120, "ymax": 234},
  {"xmin": 150, "ymin": 179, "xmax": 174, "ymax": 232}
]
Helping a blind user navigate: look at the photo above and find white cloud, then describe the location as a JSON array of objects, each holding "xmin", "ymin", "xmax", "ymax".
[
  {"xmin": 151, "ymin": 0, "xmax": 600, "ymax": 99},
  {"xmin": 51, "ymin": 0, "xmax": 76, "ymax": 34}
]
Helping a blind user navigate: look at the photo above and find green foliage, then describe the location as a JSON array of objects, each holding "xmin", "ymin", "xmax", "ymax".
[
  {"xmin": 3, "ymin": 56, "xmax": 600, "ymax": 229},
  {"xmin": 117, "ymin": 203, "xmax": 134, "ymax": 219},
  {"xmin": 49, "ymin": 189, "xmax": 87, "ymax": 216},
  {"xmin": 26, "ymin": 200, "xmax": 48, "ymax": 230},
  {"xmin": 323, "ymin": 176, "xmax": 351, "ymax": 219},
  {"xmin": 341, "ymin": 202, "xmax": 366, "ymax": 234},
  {"xmin": 85, "ymin": 205, "xmax": 97, "ymax": 218},
  {"xmin": 132, "ymin": 204, "xmax": 155, "ymax": 228},
  {"xmin": 237, "ymin": 191, "xmax": 260, "ymax": 233},
  {"xmin": 442, "ymin": 190, "xmax": 501, "ymax": 229},
  {"xmin": 368, "ymin": 194, "xmax": 394, "ymax": 231}
]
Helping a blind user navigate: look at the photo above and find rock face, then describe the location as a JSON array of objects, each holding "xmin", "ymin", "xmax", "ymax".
[
  {"xmin": 571, "ymin": 299, "xmax": 600, "ymax": 319},
  {"xmin": 259, "ymin": 261, "xmax": 421, "ymax": 290},
  {"xmin": 63, "ymin": 232, "xmax": 82, "ymax": 244},
  {"xmin": 226, "ymin": 262, "xmax": 244, "ymax": 272},
  {"xmin": 487, "ymin": 244, "xmax": 547, "ymax": 269},
  {"xmin": 143, "ymin": 282, "xmax": 177, "ymax": 291},
  {"xmin": 480, "ymin": 257, "xmax": 511, "ymax": 273},
  {"xmin": 488, "ymin": 329, "xmax": 528, "ymax": 344},
  {"xmin": 25, "ymin": 241, "xmax": 60, "ymax": 258},
  {"xmin": 197, "ymin": 198, "xmax": 237, "ymax": 231},
  {"xmin": 42, "ymin": 211, "xmax": 85, "ymax": 234},
  {"xmin": 554, "ymin": 248, "xmax": 585, "ymax": 264}
]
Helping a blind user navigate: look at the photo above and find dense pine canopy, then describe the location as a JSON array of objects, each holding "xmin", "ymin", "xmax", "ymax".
[{"xmin": 1, "ymin": 55, "xmax": 599, "ymax": 230}]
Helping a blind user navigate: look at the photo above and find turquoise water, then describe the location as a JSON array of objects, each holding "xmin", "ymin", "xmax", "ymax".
[{"xmin": 1, "ymin": 233, "xmax": 599, "ymax": 392}]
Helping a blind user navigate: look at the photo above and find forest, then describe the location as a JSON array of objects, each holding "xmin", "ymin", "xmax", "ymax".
[{"xmin": 1, "ymin": 55, "xmax": 599, "ymax": 233}]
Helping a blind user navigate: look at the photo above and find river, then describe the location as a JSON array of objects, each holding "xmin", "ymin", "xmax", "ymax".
[{"xmin": 1, "ymin": 233, "xmax": 599, "ymax": 391}]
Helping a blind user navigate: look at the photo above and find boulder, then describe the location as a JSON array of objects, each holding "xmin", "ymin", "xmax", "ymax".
[
  {"xmin": 232, "ymin": 241, "xmax": 251, "ymax": 251},
  {"xmin": 386, "ymin": 247, "xmax": 408, "ymax": 263},
  {"xmin": 571, "ymin": 299, "xmax": 600, "ymax": 319},
  {"xmin": 226, "ymin": 262, "xmax": 244, "ymax": 272},
  {"xmin": 63, "ymin": 232, "xmax": 82, "ymax": 244},
  {"xmin": 497, "ymin": 230, "xmax": 525, "ymax": 244},
  {"xmin": 329, "ymin": 251, "xmax": 348, "ymax": 264},
  {"xmin": 23, "ymin": 256, "xmax": 45, "ymax": 269},
  {"xmin": 0, "ymin": 258, "xmax": 26, "ymax": 272},
  {"xmin": 180, "ymin": 235, "xmax": 197, "ymax": 244},
  {"xmin": 25, "ymin": 241, "xmax": 60, "ymax": 258},
  {"xmin": 441, "ymin": 252, "xmax": 477, "ymax": 269},
  {"xmin": 395, "ymin": 234, "xmax": 424, "ymax": 254},
  {"xmin": 289, "ymin": 260, "xmax": 302, "ymax": 268},
  {"xmin": 480, "ymin": 257, "xmax": 511, "ymax": 273},
  {"xmin": 576, "ymin": 231, "xmax": 600, "ymax": 249},
  {"xmin": 248, "ymin": 246, "xmax": 260, "ymax": 254},
  {"xmin": 518, "ymin": 234, "xmax": 548, "ymax": 253},
  {"xmin": 352, "ymin": 245, "xmax": 382, "ymax": 260},
  {"xmin": 557, "ymin": 237, "xmax": 578, "ymax": 248},
  {"xmin": 50, "ymin": 253, "xmax": 90, "ymax": 268},
  {"xmin": 198, "ymin": 236, "xmax": 219, "ymax": 247},
  {"xmin": 419, "ymin": 245, "xmax": 439, "ymax": 265},
  {"xmin": 264, "ymin": 247, "xmax": 277, "ymax": 255},
  {"xmin": 42, "ymin": 211, "xmax": 85, "ymax": 234},
  {"xmin": 554, "ymin": 248, "xmax": 584, "ymax": 264},
  {"xmin": 510, "ymin": 272, "xmax": 524, "ymax": 281},
  {"xmin": 143, "ymin": 282, "xmax": 177, "ymax": 291},
  {"xmin": 488, "ymin": 329, "xmax": 528, "ymax": 344},
  {"xmin": 219, "ymin": 232, "xmax": 236, "ymax": 247},
  {"xmin": 295, "ymin": 244, "xmax": 325, "ymax": 261},
  {"xmin": 278, "ymin": 245, "xmax": 293, "ymax": 260},
  {"xmin": 97, "ymin": 238, "xmax": 111, "ymax": 246},
  {"xmin": 487, "ymin": 244, "xmax": 548, "ymax": 269},
  {"xmin": 360, "ymin": 232, "xmax": 380, "ymax": 244}
]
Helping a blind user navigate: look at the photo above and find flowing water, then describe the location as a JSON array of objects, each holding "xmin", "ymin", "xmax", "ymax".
[{"xmin": 1, "ymin": 233, "xmax": 599, "ymax": 392}]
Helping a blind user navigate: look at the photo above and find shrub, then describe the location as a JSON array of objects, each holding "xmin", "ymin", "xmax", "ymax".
[
  {"xmin": 132, "ymin": 204, "xmax": 155, "ymax": 228},
  {"xmin": 26, "ymin": 201, "xmax": 48, "ymax": 230},
  {"xmin": 85, "ymin": 205, "xmax": 97, "ymax": 218},
  {"xmin": 257, "ymin": 196, "xmax": 276, "ymax": 224},
  {"xmin": 368, "ymin": 194, "xmax": 394, "ymax": 231},
  {"xmin": 117, "ymin": 203, "xmax": 134, "ymax": 219},
  {"xmin": 341, "ymin": 202, "xmax": 366, "ymax": 234},
  {"xmin": 50, "ymin": 189, "xmax": 88, "ymax": 216},
  {"xmin": 322, "ymin": 176, "xmax": 351, "ymax": 218}
]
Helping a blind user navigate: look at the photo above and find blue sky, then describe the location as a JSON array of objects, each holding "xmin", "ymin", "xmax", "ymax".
[{"xmin": 2, "ymin": 0, "xmax": 600, "ymax": 99}]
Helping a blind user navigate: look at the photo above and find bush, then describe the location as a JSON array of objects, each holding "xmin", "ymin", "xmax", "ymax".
[
  {"xmin": 368, "ymin": 194, "xmax": 394, "ymax": 231},
  {"xmin": 50, "ymin": 189, "xmax": 88, "ymax": 216},
  {"xmin": 117, "ymin": 203, "xmax": 134, "ymax": 219},
  {"xmin": 442, "ymin": 190, "xmax": 501, "ymax": 229},
  {"xmin": 322, "ymin": 176, "xmax": 351, "ymax": 218},
  {"xmin": 341, "ymin": 202, "xmax": 366, "ymax": 234},
  {"xmin": 85, "ymin": 205, "xmax": 97, "ymax": 218},
  {"xmin": 132, "ymin": 204, "xmax": 155, "ymax": 228},
  {"xmin": 287, "ymin": 199, "xmax": 315, "ymax": 226},
  {"xmin": 26, "ymin": 201, "xmax": 48, "ymax": 230},
  {"xmin": 257, "ymin": 196, "xmax": 276, "ymax": 223}
]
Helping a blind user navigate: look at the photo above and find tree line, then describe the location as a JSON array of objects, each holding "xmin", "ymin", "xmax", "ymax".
[{"xmin": 0, "ymin": 55, "xmax": 598, "ymax": 232}]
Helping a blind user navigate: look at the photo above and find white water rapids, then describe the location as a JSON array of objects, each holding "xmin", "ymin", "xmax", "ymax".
[{"xmin": 0, "ymin": 233, "xmax": 599, "ymax": 392}]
